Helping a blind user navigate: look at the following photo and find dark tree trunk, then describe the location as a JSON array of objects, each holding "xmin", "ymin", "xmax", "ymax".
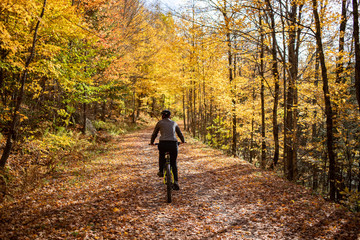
[
  {"xmin": 336, "ymin": 0, "xmax": 347, "ymax": 85},
  {"xmin": 183, "ymin": 90, "xmax": 186, "ymax": 130},
  {"xmin": 0, "ymin": 0, "xmax": 47, "ymax": 168},
  {"xmin": 202, "ymin": 73, "xmax": 207, "ymax": 141},
  {"xmin": 353, "ymin": 0, "xmax": 360, "ymax": 113},
  {"xmin": 131, "ymin": 91, "xmax": 136, "ymax": 123},
  {"xmin": 101, "ymin": 101, "xmax": 106, "ymax": 121},
  {"xmin": 259, "ymin": 13, "xmax": 266, "ymax": 168},
  {"xmin": 358, "ymin": 161, "xmax": 360, "ymax": 192},
  {"xmin": 313, "ymin": 165, "xmax": 318, "ymax": 191},
  {"xmin": 186, "ymin": 90, "xmax": 190, "ymax": 131},
  {"xmin": 312, "ymin": 47, "xmax": 320, "ymax": 191},
  {"xmin": 285, "ymin": 2, "xmax": 298, "ymax": 181},
  {"xmin": 222, "ymin": 0, "xmax": 237, "ymax": 157},
  {"xmin": 312, "ymin": 0, "xmax": 337, "ymax": 201},
  {"xmin": 333, "ymin": 0, "xmax": 348, "ymax": 200},
  {"xmin": 280, "ymin": 0, "xmax": 287, "ymax": 175},
  {"xmin": 136, "ymin": 95, "xmax": 141, "ymax": 119},
  {"xmin": 232, "ymin": 41, "xmax": 237, "ymax": 156},
  {"xmin": 250, "ymin": 83, "xmax": 256, "ymax": 164},
  {"xmin": 82, "ymin": 91, "xmax": 87, "ymax": 134},
  {"xmin": 265, "ymin": 0, "xmax": 280, "ymax": 167},
  {"xmin": 192, "ymin": 80, "xmax": 196, "ymax": 137}
]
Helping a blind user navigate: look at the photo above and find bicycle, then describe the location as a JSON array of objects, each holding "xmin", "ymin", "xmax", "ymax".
[
  {"xmin": 153, "ymin": 142, "xmax": 180, "ymax": 203},
  {"xmin": 163, "ymin": 150, "xmax": 174, "ymax": 203}
]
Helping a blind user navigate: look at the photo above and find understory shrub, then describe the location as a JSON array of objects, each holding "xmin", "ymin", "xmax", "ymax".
[{"xmin": 3, "ymin": 128, "xmax": 92, "ymax": 199}]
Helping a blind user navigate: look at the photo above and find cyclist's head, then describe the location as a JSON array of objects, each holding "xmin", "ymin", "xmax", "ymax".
[{"xmin": 161, "ymin": 109, "xmax": 171, "ymax": 119}]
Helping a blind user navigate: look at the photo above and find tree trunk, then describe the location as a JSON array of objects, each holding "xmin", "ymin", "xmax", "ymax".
[
  {"xmin": 312, "ymin": 0, "xmax": 337, "ymax": 201},
  {"xmin": 192, "ymin": 80, "xmax": 196, "ymax": 137},
  {"xmin": 358, "ymin": 161, "xmax": 360, "ymax": 192},
  {"xmin": 285, "ymin": 2, "xmax": 298, "ymax": 181},
  {"xmin": 259, "ymin": 13, "xmax": 266, "ymax": 168},
  {"xmin": 131, "ymin": 91, "xmax": 136, "ymax": 123},
  {"xmin": 82, "ymin": 91, "xmax": 87, "ymax": 134},
  {"xmin": 183, "ymin": 90, "xmax": 186, "ymax": 129},
  {"xmin": 232, "ymin": 43, "xmax": 237, "ymax": 157},
  {"xmin": 250, "ymin": 83, "xmax": 256, "ymax": 164},
  {"xmin": 222, "ymin": 0, "xmax": 237, "ymax": 157},
  {"xmin": 333, "ymin": 0, "xmax": 348, "ymax": 200},
  {"xmin": 189, "ymin": 2, "xmax": 196, "ymax": 137},
  {"xmin": 101, "ymin": 101, "xmax": 106, "ymax": 121},
  {"xmin": 353, "ymin": 0, "xmax": 360, "ymax": 113},
  {"xmin": 336, "ymin": 0, "xmax": 347, "ymax": 85},
  {"xmin": 0, "ymin": 0, "xmax": 47, "ymax": 168},
  {"xmin": 136, "ymin": 95, "xmax": 142, "ymax": 120},
  {"xmin": 265, "ymin": 0, "xmax": 280, "ymax": 167},
  {"xmin": 186, "ymin": 90, "xmax": 190, "ymax": 131},
  {"xmin": 313, "ymin": 164, "xmax": 318, "ymax": 191},
  {"xmin": 202, "ymin": 67, "xmax": 207, "ymax": 141},
  {"xmin": 280, "ymin": 0, "xmax": 287, "ymax": 175},
  {"xmin": 312, "ymin": 46, "xmax": 320, "ymax": 191}
]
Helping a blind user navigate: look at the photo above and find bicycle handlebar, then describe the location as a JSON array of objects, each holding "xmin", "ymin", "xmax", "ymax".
[{"xmin": 150, "ymin": 142, "xmax": 184, "ymax": 146}]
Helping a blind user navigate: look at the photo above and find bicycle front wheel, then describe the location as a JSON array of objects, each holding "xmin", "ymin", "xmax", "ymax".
[{"xmin": 166, "ymin": 163, "xmax": 172, "ymax": 203}]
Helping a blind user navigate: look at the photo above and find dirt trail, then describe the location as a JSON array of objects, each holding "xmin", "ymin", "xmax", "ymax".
[{"xmin": 0, "ymin": 127, "xmax": 359, "ymax": 239}]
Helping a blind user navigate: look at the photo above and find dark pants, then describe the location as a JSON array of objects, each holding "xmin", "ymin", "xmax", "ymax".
[{"xmin": 158, "ymin": 141, "xmax": 178, "ymax": 181}]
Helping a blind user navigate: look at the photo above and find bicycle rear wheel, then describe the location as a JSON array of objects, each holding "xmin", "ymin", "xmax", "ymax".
[{"xmin": 166, "ymin": 163, "xmax": 172, "ymax": 203}]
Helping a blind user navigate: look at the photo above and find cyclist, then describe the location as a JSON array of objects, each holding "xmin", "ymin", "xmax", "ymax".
[{"xmin": 150, "ymin": 110, "xmax": 185, "ymax": 190}]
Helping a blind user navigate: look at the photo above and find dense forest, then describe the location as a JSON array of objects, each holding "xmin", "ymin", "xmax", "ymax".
[{"xmin": 0, "ymin": 0, "xmax": 360, "ymax": 211}]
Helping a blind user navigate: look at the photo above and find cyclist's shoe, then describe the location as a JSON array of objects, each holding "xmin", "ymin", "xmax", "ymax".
[
  {"xmin": 173, "ymin": 181, "xmax": 180, "ymax": 190},
  {"xmin": 157, "ymin": 171, "xmax": 164, "ymax": 177}
]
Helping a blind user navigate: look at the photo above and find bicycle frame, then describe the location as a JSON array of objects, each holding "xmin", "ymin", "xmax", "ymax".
[
  {"xmin": 152, "ymin": 142, "xmax": 181, "ymax": 203},
  {"xmin": 164, "ymin": 152, "xmax": 174, "ymax": 203}
]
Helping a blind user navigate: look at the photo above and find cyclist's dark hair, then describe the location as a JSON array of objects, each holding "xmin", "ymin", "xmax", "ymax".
[{"xmin": 161, "ymin": 109, "xmax": 171, "ymax": 118}]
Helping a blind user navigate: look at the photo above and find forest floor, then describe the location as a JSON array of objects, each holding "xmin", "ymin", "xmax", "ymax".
[{"xmin": 0, "ymin": 126, "xmax": 360, "ymax": 240}]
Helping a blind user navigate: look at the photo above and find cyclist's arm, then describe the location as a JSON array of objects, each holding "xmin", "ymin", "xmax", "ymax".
[
  {"xmin": 175, "ymin": 125, "xmax": 185, "ymax": 143},
  {"xmin": 150, "ymin": 123, "xmax": 160, "ymax": 144}
]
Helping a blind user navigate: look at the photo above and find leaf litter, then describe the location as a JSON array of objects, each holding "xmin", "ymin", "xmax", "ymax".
[{"xmin": 0, "ymin": 127, "xmax": 359, "ymax": 239}]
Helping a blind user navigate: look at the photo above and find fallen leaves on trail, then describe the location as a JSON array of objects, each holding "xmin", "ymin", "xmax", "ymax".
[{"xmin": 0, "ymin": 127, "xmax": 359, "ymax": 239}]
